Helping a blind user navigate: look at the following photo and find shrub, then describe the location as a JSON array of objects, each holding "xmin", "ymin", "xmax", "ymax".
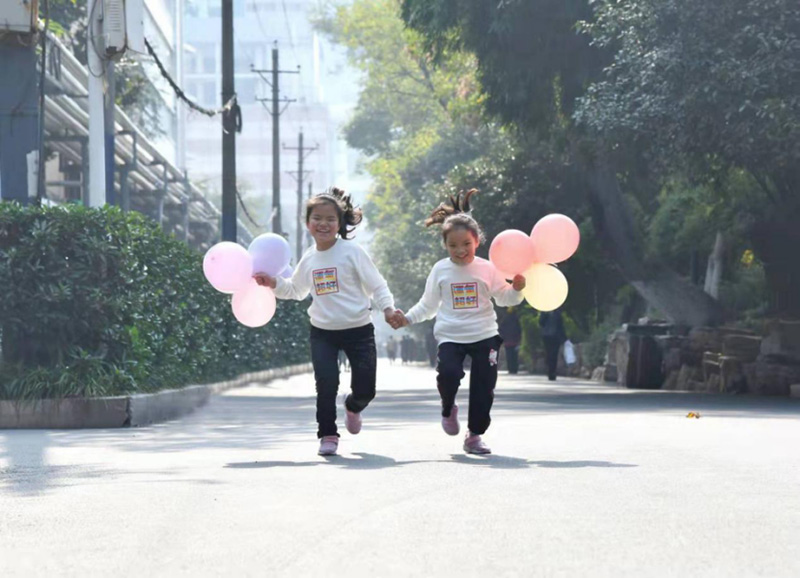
[{"xmin": 0, "ymin": 203, "xmax": 309, "ymax": 400}]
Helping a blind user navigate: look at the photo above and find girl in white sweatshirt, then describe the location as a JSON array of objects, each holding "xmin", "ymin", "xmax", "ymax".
[
  {"xmin": 255, "ymin": 188, "xmax": 401, "ymax": 456},
  {"xmin": 396, "ymin": 190, "xmax": 526, "ymax": 454}
]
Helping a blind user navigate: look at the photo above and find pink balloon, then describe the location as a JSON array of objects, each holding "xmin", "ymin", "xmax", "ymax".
[
  {"xmin": 489, "ymin": 230, "xmax": 537, "ymax": 277},
  {"xmin": 231, "ymin": 279, "xmax": 277, "ymax": 327},
  {"xmin": 203, "ymin": 242, "xmax": 253, "ymax": 293},
  {"xmin": 530, "ymin": 214, "xmax": 580, "ymax": 264}
]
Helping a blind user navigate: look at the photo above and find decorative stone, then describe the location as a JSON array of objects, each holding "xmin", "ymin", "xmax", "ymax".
[
  {"xmin": 662, "ymin": 370, "xmax": 679, "ymax": 390},
  {"xmin": 747, "ymin": 356, "xmax": 800, "ymax": 396},
  {"xmin": 676, "ymin": 364, "xmax": 703, "ymax": 391},
  {"xmin": 719, "ymin": 356, "xmax": 747, "ymax": 394},
  {"xmin": 761, "ymin": 319, "xmax": 800, "ymax": 363},
  {"xmin": 705, "ymin": 374, "xmax": 721, "ymax": 394},
  {"xmin": 722, "ymin": 334, "xmax": 762, "ymax": 363},
  {"xmin": 702, "ymin": 351, "xmax": 721, "ymax": 381}
]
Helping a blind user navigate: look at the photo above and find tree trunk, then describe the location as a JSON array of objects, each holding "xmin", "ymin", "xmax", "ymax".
[
  {"xmin": 584, "ymin": 155, "xmax": 725, "ymax": 327},
  {"xmin": 703, "ymin": 232, "xmax": 725, "ymax": 299}
]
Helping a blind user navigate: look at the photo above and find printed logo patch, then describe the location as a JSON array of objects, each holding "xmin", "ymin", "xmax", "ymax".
[
  {"xmin": 451, "ymin": 282, "xmax": 478, "ymax": 309},
  {"xmin": 313, "ymin": 267, "xmax": 339, "ymax": 295},
  {"xmin": 489, "ymin": 348, "xmax": 498, "ymax": 366}
]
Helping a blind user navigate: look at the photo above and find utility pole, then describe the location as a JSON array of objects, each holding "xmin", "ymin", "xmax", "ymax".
[
  {"xmin": 306, "ymin": 181, "xmax": 313, "ymax": 250},
  {"xmin": 0, "ymin": 28, "xmax": 38, "ymax": 203},
  {"xmin": 221, "ymin": 0, "xmax": 237, "ymax": 241},
  {"xmin": 253, "ymin": 45, "xmax": 298, "ymax": 235},
  {"xmin": 87, "ymin": 0, "xmax": 106, "ymax": 207},
  {"xmin": 284, "ymin": 130, "xmax": 318, "ymax": 262},
  {"xmin": 104, "ymin": 61, "xmax": 116, "ymax": 205}
]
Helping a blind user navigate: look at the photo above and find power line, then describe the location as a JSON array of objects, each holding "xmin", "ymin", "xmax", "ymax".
[{"xmin": 144, "ymin": 38, "xmax": 238, "ymax": 120}]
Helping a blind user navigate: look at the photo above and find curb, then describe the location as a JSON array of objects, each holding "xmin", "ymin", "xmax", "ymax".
[{"xmin": 0, "ymin": 362, "xmax": 313, "ymax": 429}]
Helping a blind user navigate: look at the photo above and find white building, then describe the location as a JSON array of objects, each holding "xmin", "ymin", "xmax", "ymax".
[{"xmin": 181, "ymin": 0, "xmax": 368, "ymax": 258}]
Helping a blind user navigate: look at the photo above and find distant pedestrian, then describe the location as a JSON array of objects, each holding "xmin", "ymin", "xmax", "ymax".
[
  {"xmin": 386, "ymin": 336, "xmax": 397, "ymax": 364},
  {"xmin": 499, "ymin": 307, "xmax": 522, "ymax": 374},
  {"xmin": 539, "ymin": 309, "xmax": 567, "ymax": 381}
]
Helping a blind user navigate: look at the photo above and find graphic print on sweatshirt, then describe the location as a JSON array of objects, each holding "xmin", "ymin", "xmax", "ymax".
[
  {"xmin": 313, "ymin": 267, "xmax": 340, "ymax": 295},
  {"xmin": 451, "ymin": 282, "xmax": 478, "ymax": 309}
]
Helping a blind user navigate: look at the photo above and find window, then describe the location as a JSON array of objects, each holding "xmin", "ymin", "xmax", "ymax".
[{"xmin": 203, "ymin": 82, "xmax": 217, "ymax": 106}]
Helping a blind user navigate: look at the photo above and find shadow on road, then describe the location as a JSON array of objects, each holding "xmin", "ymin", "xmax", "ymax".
[{"xmin": 449, "ymin": 454, "xmax": 637, "ymax": 469}]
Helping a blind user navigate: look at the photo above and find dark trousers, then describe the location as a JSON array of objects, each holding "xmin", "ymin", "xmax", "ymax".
[
  {"xmin": 505, "ymin": 345, "xmax": 519, "ymax": 374},
  {"xmin": 310, "ymin": 323, "xmax": 377, "ymax": 438},
  {"xmin": 542, "ymin": 336, "xmax": 561, "ymax": 380},
  {"xmin": 436, "ymin": 336, "xmax": 502, "ymax": 436}
]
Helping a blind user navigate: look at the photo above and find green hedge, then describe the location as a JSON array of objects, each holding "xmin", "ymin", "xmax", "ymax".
[{"xmin": 0, "ymin": 203, "xmax": 309, "ymax": 400}]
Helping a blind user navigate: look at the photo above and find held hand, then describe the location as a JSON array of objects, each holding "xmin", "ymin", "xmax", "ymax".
[
  {"xmin": 254, "ymin": 273, "xmax": 277, "ymax": 289},
  {"xmin": 512, "ymin": 274, "xmax": 526, "ymax": 291},
  {"xmin": 394, "ymin": 310, "xmax": 410, "ymax": 329},
  {"xmin": 384, "ymin": 308, "xmax": 407, "ymax": 329}
]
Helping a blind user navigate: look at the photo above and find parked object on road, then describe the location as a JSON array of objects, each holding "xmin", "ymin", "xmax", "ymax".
[{"xmin": 564, "ymin": 340, "xmax": 577, "ymax": 365}]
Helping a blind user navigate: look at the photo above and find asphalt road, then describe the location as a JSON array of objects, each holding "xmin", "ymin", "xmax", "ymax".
[{"xmin": 2, "ymin": 360, "xmax": 800, "ymax": 577}]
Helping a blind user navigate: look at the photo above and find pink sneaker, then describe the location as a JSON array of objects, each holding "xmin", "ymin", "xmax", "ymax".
[
  {"xmin": 345, "ymin": 408, "xmax": 362, "ymax": 435},
  {"xmin": 463, "ymin": 432, "xmax": 491, "ymax": 455},
  {"xmin": 441, "ymin": 404, "xmax": 460, "ymax": 436},
  {"xmin": 318, "ymin": 435, "xmax": 339, "ymax": 456}
]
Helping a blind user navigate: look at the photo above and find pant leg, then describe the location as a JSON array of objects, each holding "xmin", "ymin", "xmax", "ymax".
[
  {"xmin": 466, "ymin": 336, "xmax": 501, "ymax": 435},
  {"xmin": 310, "ymin": 326, "xmax": 341, "ymax": 438},
  {"xmin": 342, "ymin": 324, "xmax": 377, "ymax": 414},
  {"xmin": 543, "ymin": 336, "xmax": 560, "ymax": 380},
  {"xmin": 506, "ymin": 345, "xmax": 519, "ymax": 374},
  {"xmin": 436, "ymin": 342, "xmax": 467, "ymax": 418}
]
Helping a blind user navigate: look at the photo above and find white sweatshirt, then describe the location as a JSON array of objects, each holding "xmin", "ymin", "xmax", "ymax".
[
  {"xmin": 406, "ymin": 257, "xmax": 524, "ymax": 345},
  {"xmin": 274, "ymin": 238, "xmax": 395, "ymax": 330}
]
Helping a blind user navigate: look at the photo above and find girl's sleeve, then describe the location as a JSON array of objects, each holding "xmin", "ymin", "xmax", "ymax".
[
  {"xmin": 356, "ymin": 246, "xmax": 395, "ymax": 311},
  {"xmin": 489, "ymin": 265, "xmax": 525, "ymax": 307},
  {"xmin": 274, "ymin": 256, "xmax": 311, "ymax": 301},
  {"xmin": 406, "ymin": 268, "xmax": 442, "ymax": 324}
]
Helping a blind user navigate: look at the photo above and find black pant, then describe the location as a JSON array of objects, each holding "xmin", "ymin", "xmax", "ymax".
[
  {"xmin": 436, "ymin": 336, "xmax": 502, "ymax": 436},
  {"xmin": 505, "ymin": 345, "xmax": 519, "ymax": 374},
  {"xmin": 310, "ymin": 323, "xmax": 377, "ymax": 438},
  {"xmin": 542, "ymin": 336, "xmax": 561, "ymax": 380}
]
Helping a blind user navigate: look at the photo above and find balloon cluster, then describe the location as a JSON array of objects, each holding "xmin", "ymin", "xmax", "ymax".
[
  {"xmin": 202, "ymin": 233, "xmax": 292, "ymax": 327},
  {"xmin": 488, "ymin": 214, "xmax": 580, "ymax": 311}
]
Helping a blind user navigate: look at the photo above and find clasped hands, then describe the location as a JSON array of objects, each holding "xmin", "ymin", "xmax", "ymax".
[{"xmin": 384, "ymin": 308, "xmax": 409, "ymax": 330}]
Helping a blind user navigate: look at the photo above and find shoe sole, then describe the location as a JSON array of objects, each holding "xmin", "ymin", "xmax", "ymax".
[{"xmin": 464, "ymin": 447, "xmax": 491, "ymax": 455}]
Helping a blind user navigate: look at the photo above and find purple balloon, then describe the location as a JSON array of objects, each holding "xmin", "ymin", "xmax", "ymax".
[
  {"xmin": 248, "ymin": 233, "xmax": 291, "ymax": 277},
  {"xmin": 202, "ymin": 242, "xmax": 253, "ymax": 293},
  {"xmin": 279, "ymin": 265, "xmax": 293, "ymax": 279}
]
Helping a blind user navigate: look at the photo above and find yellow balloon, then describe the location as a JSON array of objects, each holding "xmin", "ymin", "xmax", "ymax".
[{"xmin": 521, "ymin": 263, "xmax": 569, "ymax": 311}]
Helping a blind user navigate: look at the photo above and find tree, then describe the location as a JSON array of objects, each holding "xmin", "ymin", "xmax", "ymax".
[
  {"xmin": 315, "ymin": 0, "xmax": 626, "ymax": 331},
  {"xmin": 401, "ymin": 0, "xmax": 728, "ymax": 325},
  {"xmin": 577, "ymin": 0, "xmax": 800, "ymax": 317}
]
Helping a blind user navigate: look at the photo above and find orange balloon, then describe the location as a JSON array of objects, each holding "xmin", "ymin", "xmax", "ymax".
[{"xmin": 521, "ymin": 263, "xmax": 569, "ymax": 311}]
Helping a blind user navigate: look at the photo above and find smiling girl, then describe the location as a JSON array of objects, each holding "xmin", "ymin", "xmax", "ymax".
[
  {"xmin": 395, "ymin": 189, "xmax": 526, "ymax": 454},
  {"xmin": 254, "ymin": 188, "xmax": 401, "ymax": 456}
]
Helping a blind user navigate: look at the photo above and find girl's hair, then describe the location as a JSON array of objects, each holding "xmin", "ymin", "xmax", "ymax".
[
  {"xmin": 306, "ymin": 187, "xmax": 363, "ymax": 240},
  {"xmin": 425, "ymin": 188, "xmax": 485, "ymax": 244}
]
